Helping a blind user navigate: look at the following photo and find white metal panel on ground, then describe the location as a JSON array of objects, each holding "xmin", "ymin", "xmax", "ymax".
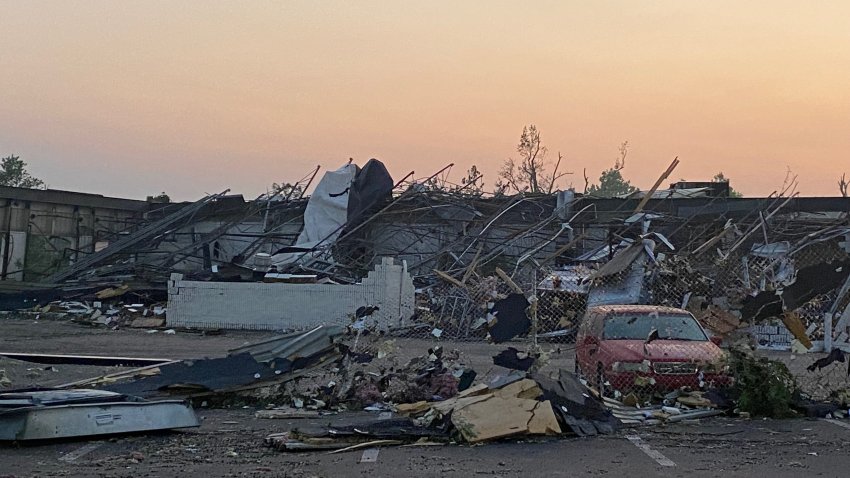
[{"xmin": 0, "ymin": 401, "xmax": 199, "ymax": 441}]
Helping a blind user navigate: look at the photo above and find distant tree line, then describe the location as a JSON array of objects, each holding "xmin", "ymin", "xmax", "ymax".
[{"xmin": 0, "ymin": 155, "xmax": 45, "ymax": 189}]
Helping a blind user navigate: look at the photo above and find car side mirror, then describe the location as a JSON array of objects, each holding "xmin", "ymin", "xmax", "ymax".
[{"xmin": 710, "ymin": 336, "xmax": 722, "ymax": 346}]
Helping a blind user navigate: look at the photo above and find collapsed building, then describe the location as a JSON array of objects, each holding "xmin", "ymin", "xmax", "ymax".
[{"xmin": 1, "ymin": 160, "xmax": 850, "ymax": 353}]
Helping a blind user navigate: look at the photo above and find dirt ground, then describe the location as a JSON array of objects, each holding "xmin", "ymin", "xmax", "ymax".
[{"xmin": 3, "ymin": 316, "xmax": 850, "ymax": 477}]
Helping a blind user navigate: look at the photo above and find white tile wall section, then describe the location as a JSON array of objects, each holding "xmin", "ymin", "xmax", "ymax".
[{"xmin": 167, "ymin": 257, "xmax": 416, "ymax": 331}]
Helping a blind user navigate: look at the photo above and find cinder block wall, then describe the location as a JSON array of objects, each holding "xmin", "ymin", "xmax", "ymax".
[{"xmin": 167, "ymin": 258, "xmax": 415, "ymax": 330}]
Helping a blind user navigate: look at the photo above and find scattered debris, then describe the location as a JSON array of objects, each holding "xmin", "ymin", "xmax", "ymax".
[
  {"xmin": 536, "ymin": 370, "xmax": 620, "ymax": 436},
  {"xmin": 492, "ymin": 347, "xmax": 535, "ymax": 371}
]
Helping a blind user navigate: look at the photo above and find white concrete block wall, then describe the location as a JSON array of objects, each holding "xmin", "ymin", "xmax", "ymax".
[{"xmin": 167, "ymin": 258, "xmax": 415, "ymax": 331}]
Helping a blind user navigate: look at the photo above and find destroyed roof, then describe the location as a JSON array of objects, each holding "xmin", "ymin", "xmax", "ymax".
[
  {"xmin": 569, "ymin": 196, "xmax": 850, "ymax": 223},
  {"xmin": 0, "ymin": 185, "xmax": 149, "ymax": 211},
  {"xmin": 143, "ymin": 194, "xmax": 252, "ymax": 220},
  {"xmin": 587, "ymin": 304, "xmax": 691, "ymax": 315},
  {"xmin": 537, "ymin": 266, "xmax": 592, "ymax": 293},
  {"xmin": 618, "ymin": 187, "xmax": 712, "ymax": 200}
]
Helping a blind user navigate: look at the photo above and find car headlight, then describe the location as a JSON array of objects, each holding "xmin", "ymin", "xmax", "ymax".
[{"xmin": 612, "ymin": 360, "xmax": 652, "ymax": 373}]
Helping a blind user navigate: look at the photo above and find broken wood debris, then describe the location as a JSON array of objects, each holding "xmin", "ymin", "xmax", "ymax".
[{"xmin": 264, "ymin": 370, "xmax": 623, "ymax": 452}]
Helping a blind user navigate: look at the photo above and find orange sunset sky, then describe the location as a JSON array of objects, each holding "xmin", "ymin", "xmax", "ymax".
[{"xmin": 1, "ymin": 1, "xmax": 849, "ymax": 200}]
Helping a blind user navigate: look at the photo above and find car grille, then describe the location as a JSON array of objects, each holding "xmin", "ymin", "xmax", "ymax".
[{"xmin": 653, "ymin": 362, "xmax": 697, "ymax": 375}]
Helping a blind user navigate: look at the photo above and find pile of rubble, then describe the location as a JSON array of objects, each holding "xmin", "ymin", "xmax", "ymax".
[
  {"xmin": 34, "ymin": 300, "xmax": 168, "ymax": 329},
  {"xmin": 263, "ymin": 369, "xmax": 617, "ymax": 451},
  {"xmin": 6, "ymin": 282, "xmax": 171, "ymax": 330}
]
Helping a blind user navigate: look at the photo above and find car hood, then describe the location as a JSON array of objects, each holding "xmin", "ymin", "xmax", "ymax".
[{"xmin": 601, "ymin": 339, "xmax": 725, "ymax": 363}]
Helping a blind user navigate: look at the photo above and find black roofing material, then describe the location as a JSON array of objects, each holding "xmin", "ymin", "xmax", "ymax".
[
  {"xmin": 492, "ymin": 347, "xmax": 535, "ymax": 371},
  {"xmin": 346, "ymin": 158, "xmax": 393, "ymax": 227},
  {"xmin": 488, "ymin": 293, "xmax": 531, "ymax": 343},
  {"xmin": 105, "ymin": 353, "xmax": 282, "ymax": 397},
  {"xmin": 741, "ymin": 291, "xmax": 783, "ymax": 321},
  {"xmin": 535, "ymin": 370, "xmax": 620, "ymax": 437},
  {"xmin": 780, "ymin": 260, "xmax": 850, "ymax": 311}
]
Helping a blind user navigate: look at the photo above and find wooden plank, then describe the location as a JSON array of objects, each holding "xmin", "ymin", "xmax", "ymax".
[
  {"xmin": 327, "ymin": 440, "xmax": 403, "ymax": 454},
  {"xmin": 495, "ymin": 267, "xmax": 524, "ymax": 294},
  {"xmin": 256, "ymin": 409, "xmax": 321, "ymax": 419},
  {"xmin": 633, "ymin": 157, "xmax": 680, "ymax": 213},
  {"xmin": 461, "ymin": 245, "xmax": 482, "ymax": 285},
  {"xmin": 782, "ymin": 312, "xmax": 813, "ymax": 349},
  {"xmin": 433, "ymin": 269, "xmax": 467, "ymax": 290},
  {"xmin": 57, "ymin": 361, "xmax": 179, "ymax": 389},
  {"xmin": 395, "ymin": 401, "xmax": 431, "ymax": 416}
]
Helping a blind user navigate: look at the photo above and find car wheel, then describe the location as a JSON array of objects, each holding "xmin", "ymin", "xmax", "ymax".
[{"xmin": 596, "ymin": 364, "xmax": 608, "ymax": 398}]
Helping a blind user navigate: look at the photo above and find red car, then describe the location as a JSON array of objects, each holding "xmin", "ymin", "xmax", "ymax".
[{"xmin": 575, "ymin": 305, "xmax": 730, "ymax": 396}]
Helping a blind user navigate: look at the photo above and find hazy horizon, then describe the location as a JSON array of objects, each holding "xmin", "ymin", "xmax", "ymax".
[{"xmin": 2, "ymin": 1, "xmax": 849, "ymax": 201}]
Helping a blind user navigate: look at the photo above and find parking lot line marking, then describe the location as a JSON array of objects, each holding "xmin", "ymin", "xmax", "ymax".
[
  {"xmin": 625, "ymin": 435, "xmax": 676, "ymax": 467},
  {"xmin": 822, "ymin": 418, "xmax": 850, "ymax": 430},
  {"xmin": 59, "ymin": 442, "xmax": 103, "ymax": 463}
]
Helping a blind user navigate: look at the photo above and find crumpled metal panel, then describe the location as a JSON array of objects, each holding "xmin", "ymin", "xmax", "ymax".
[
  {"xmin": 0, "ymin": 400, "xmax": 199, "ymax": 441},
  {"xmin": 587, "ymin": 255, "xmax": 647, "ymax": 307},
  {"xmin": 0, "ymin": 389, "xmax": 126, "ymax": 408},
  {"xmin": 228, "ymin": 324, "xmax": 343, "ymax": 363}
]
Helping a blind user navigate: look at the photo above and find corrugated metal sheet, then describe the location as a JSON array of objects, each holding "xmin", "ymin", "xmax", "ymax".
[{"xmin": 228, "ymin": 325, "xmax": 344, "ymax": 363}]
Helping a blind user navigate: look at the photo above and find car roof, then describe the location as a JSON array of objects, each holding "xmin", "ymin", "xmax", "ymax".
[{"xmin": 587, "ymin": 305, "xmax": 691, "ymax": 315}]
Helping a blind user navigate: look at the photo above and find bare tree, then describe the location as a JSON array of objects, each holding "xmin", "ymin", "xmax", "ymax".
[
  {"xmin": 496, "ymin": 125, "xmax": 570, "ymax": 194},
  {"xmin": 582, "ymin": 167, "xmax": 590, "ymax": 194},
  {"xmin": 270, "ymin": 182, "xmax": 305, "ymax": 200},
  {"xmin": 586, "ymin": 141, "xmax": 638, "ymax": 198},
  {"xmin": 840, "ymin": 173, "xmax": 849, "ymax": 198},
  {"xmin": 457, "ymin": 165, "xmax": 485, "ymax": 196},
  {"xmin": 614, "ymin": 140, "xmax": 628, "ymax": 171}
]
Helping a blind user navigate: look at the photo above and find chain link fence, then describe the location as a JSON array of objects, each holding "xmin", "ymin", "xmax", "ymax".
[{"xmin": 352, "ymin": 232, "xmax": 850, "ymax": 408}]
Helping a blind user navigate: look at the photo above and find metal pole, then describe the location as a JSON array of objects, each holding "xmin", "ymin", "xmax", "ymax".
[{"xmin": 531, "ymin": 268, "xmax": 539, "ymax": 353}]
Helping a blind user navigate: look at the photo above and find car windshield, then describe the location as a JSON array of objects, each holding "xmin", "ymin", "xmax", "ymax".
[{"xmin": 602, "ymin": 313, "xmax": 708, "ymax": 341}]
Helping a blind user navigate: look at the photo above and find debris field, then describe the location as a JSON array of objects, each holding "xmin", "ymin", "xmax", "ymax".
[{"xmin": 2, "ymin": 159, "xmax": 850, "ymax": 475}]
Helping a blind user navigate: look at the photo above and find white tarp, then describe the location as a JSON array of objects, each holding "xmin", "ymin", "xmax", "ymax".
[{"xmin": 272, "ymin": 163, "xmax": 357, "ymax": 266}]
